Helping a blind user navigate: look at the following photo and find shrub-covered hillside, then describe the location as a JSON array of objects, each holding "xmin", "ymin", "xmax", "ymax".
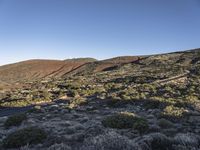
[{"xmin": 0, "ymin": 48, "xmax": 200, "ymax": 149}]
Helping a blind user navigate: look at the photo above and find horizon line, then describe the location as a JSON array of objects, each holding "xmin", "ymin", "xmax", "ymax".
[{"xmin": 0, "ymin": 47, "xmax": 199, "ymax": 67}]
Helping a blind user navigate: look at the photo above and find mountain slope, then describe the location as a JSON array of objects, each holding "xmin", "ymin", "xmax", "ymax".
[
  {"xmin": 0, "ymin": 58, "xmax": 96, "ymax": 88},
  {"xmin": 0, "ymin": 49, "xmax": 200, "ymax": 150},
  {"xmin": 0, "ymin": 56, "xmax": 141, "ymax": 89},
  {"xmin": 64, "ymin": 56, "xmax": 141, "ymax": 76},
  {"xmin": 0, "ymin": 48, "xmax": 200, "ymax": 90}
]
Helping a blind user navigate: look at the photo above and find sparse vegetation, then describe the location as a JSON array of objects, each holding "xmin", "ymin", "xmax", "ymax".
[
  {"xmin": 139, "ymin": 133, "xmax": 173, "ymax": 150},
  {"xmin": 0, "ymin": 49, "xmax": 200, "ymax": 149},
  {"xmin": 28, "ymin": 105, "xmax": 43, "ymax": 113},
  {"xmin": 133, "ymin": 117, "xmax": 149, "ymax": 134},
  {"xmin": 67, "ymin": 97, "xmax": 88, "ymax": 109},
  {"xmin": 157, "ymin": 118, "xmax": 174, "ymax": 129},
  {"xmin": 102, "ymin": 112, "xmax": 138, "ymax": 129},
  {"xmin": 4, "ymin": 113, "xmax": 27, "ymax": 128},
  {"xmin": 2, "ymin": 127, "xmax": 47, "ymax": 148},
  {"xmin": 81, "ymin": 131, "xmax": 135, "ymax": 150},
  {"xmin": 161, "ymin": 105, "xmax": 187, "ymax": 121},
  {"xmin": 102, "ymin": 112, "xmax": 149, "ymax": 132}
]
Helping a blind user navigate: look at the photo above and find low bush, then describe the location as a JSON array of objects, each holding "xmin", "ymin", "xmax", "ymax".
[
  {"xmin": 67, "ymin": 89, "xmax": 79, "ymax": 97},
  {"xmin": 143, "ymin": 100, "xmax": 163, "ymax": 109},
  {"xmin": 48, "ymin": 143, "xmax": 71, "ymax": 150},
  {"xmin": 102, "ymin": 112, "xmax": 138, "ymax": 129},
  {"xmin": 102, "ymin": 112, "xmax": 149, "ymax": 132},
  {"xmin": 136, "ymin": 133, "xmax": 173, "ymax": 150},
  {"xmin": 105, "ymin": 98, "xmax": 128, "ymax": 108},
  {"xmin": 157, "ymin": 118, "xmax": 174, "ymax": 129},
  {"xmin": 67, "ymin": 98, "xmax": 88, "ymax": 109},
  {"xmin": 161, "ymin": 105, "xmax": 187, "ymax": 121},
  {"xmin": 28, "ymin": 105, "xmax": 43, "ymax": 113},
  {"xmin": 148, "ymin": 133, "xmax": 173, "ymax": 150},
  {"xmin": 81, "ymin": 131, "xmax": 136, "ymax": 150},
  {"xmin": 4, "ymin": 113, "xmax": 27, "ymax": 128},
  {"xmin": 2, "ymin": 127, "xmax": 47, "ymax": 149},
  {"xmin": 174, "ymin": 133, "xmax": 200, "ymax": 148},
  {"xmin": 133, "ymin": 118, "xmax": 149, "ymax": 134}
]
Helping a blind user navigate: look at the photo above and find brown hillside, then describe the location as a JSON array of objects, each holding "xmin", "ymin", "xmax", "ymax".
[
  {"xmin": 65, "ymin": 56, "xmax": 141, "ymax": 76},
  {"xmin": 0, "ymin": 56, "xmax": 140, "ymax": 89},
  {"xmin": 2, "ymin": 48, "xmax": 199, "ymax": 90},
  {"xmin": 0, "ymin": 58, "xmax": 96, "ymax": 88}
]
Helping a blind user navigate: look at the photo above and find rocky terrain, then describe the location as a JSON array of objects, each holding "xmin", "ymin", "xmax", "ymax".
[{"xmin": 0, "ymin": 48, "xmax": 200, "ymax": 149}]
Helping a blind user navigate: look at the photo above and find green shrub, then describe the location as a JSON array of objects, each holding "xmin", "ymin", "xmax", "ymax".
[
  {"xmin": 149, "ymin": 133, "xmax": 173, "ymax": 150},
  {"xmin": 102, "ymin": 112, "xmax": 148, "ymax": 129},
  {"xmin": 102, "ymin": 112, "xmax": 138, "ymax": 129},
  {"xmin": 105, "ymin": 99, "xmax": 123, "ymax": 107},
  {"xmin": 134, "ymin": 133, "xmax": 174, "ymax": 150},
  {"xmin": 161, "ymin": 105, "xmax": 187, "ymax": 121},
  {"xmin": 2, "ymin": 127, "xmax": 47, "ymax": 149},
  {"xmin": 81, "ymin": 131, "xmax": 135, "ymax": 150},
  {"xmin": 0, "ymin": 100, "xmax": 30, "ymax": 107},
  {"xmin": 119, "ymin": 90, "xmax": 131, "ymax": 100},
  {"xmin": 157, "ymin": 118, "xmax": 174, "ymax": 129},
  {"xmin": 67, "ymin": 89, "xmax": 79, "ymax": 97},
  {"xmin": 121, "ymin": 94, "xmax": 131, "ymax": 100},
  {"xmin": 4, "ymin": 113, "xmax": 27, "ymax": 128},
  {"xmin": 143, "ymin": 100, "xmax": 163, "ymax": 109},
  {"xmin": 104, "ymin": 83, "xmax": 115, "ymax": 91},
  {"xmin": 133, "ymin": 118, "xmax": 149, "ymax": 134},
  {"xmin": 48, "ymin": 143, "xmax": 71, "ymax": 150},
  {"xmin": 67, "ymin": 98, "xmax": 87, "ymax": 109},
  {"xmin": 28, "ymin": 105, "xmax": 42, "ymax": 113}
]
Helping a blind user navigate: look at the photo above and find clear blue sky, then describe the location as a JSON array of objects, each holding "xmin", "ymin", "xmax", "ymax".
[{"xmin": 0, "ymin": 0, "xmax": 200, "ymax": 65}]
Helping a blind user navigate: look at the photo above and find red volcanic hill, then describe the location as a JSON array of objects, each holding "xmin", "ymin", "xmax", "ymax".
[
  {"xmin": 0, "ymin": 58, "xmax": 96, "ymax": 88},
  {"xmin": 0, "ymin": 56, "xmax": 141, "ymax": 89},
  {"xmin": 65, "ymin": 56, "xmax": 141, "ymax": 76},
  {"xmin": 0, "ymin": 48, "xmax": 200, "ymax": 90}
]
